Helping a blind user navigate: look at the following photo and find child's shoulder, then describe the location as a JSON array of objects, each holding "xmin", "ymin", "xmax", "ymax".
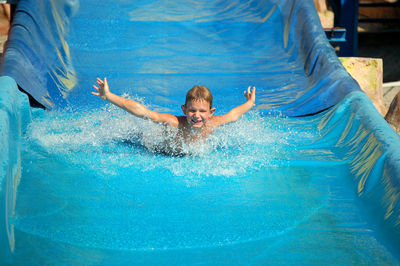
[
  {"xmin": 208, "ymin": 115, "xmax": 226, "ymax": 127},
  {"xmin": 153, "ymin": 112, "xmax": 180, "ymax": 127},
  {"xmin": 175, "ymin": 115, "xmax": 188, "ymax": 127}
]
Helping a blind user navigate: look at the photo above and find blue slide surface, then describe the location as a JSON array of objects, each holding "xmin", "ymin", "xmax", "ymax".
[{"xmin": 1, "ymin": 0, "xmax": 400, "ymax": 264}]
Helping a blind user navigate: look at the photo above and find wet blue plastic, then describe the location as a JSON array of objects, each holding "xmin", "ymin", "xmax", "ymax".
[
  {"xmin": 1, "ymin": 0, "xmax": 400, "ymax": 265},
  {"xmin": 1, "ymin": 0, "xmax": 360, "ymax": 116},
  {"xmin": 0, "ymin": 76, "xmax": 31, "ymax": 263}
]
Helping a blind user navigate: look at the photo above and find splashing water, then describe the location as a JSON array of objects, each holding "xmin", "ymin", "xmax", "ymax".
[
  {"xmin": 17, "ymin": 97, "xmax": 330, "ymax": 252},
  {"xmin": 25, "ymin": 96, "xmax": 307, "ymax": 181}
]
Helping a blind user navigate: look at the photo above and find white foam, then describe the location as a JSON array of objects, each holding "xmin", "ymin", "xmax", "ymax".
[{"xmin": 25, "ymin": 96, "xmax": 304, "ymax": 179}]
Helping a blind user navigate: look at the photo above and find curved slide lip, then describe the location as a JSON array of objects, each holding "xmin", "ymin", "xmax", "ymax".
[{"xmin": 0, "ymin": 75, "xmax": 31, "ymax": 263}]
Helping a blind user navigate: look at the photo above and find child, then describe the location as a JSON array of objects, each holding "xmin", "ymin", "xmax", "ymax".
[{"xmin": 92, "ymin": 78, "xmax": 255, "ymax": 142}]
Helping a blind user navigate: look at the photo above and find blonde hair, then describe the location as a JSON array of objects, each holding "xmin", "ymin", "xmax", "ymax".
[{"xmin": 185, "ymin": 85, "xmax": 213, "ymax": 108}]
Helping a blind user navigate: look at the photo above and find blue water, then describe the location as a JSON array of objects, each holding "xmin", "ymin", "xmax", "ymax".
[
  {"xmin": 2, "ymin": 0, "xmax": 400, "ymax": 264},
  {"xmin": 11, "ymin": 100, "xmax": 397, "ymax": 264}
]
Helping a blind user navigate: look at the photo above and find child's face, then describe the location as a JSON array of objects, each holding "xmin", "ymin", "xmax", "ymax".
[{"xmin": 182, "ymin": 99, "xmax": 215, "ymax": 128}]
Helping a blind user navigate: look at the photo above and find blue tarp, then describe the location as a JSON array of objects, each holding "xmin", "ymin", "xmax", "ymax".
[
  {"xmin": 1, "ymin": 0, "xmax": 400, "ymax": 264},
  {"xmin": 0, "ymin": 76, "xmax": 30, "ymax": 261},
  {"xmin": 1, "ymin": 0, "xmax": 360, "ymax": 116}
]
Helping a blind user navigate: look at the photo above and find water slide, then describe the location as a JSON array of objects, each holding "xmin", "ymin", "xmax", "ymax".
[{"xmin": 1, "ymin": 0, "xmax": 400, "ymax": 264}]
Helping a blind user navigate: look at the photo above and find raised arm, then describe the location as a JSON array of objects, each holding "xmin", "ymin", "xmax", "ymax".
[
  {"xmin": 92, "ymin": 78, "xmax": 178, "ymax": 127},
  {"xmin": 212, "ymin": 86, "xmax": 256, "ymax": 126}
]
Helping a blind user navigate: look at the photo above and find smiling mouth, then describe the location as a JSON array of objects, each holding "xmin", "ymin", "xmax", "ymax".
[{"xmin": 191, "ymin": 119, "xmax": 203, "ymax": 125}]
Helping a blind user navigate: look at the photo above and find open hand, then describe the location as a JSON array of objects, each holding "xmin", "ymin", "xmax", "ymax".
[
  {"xmin": 244, "ymin": 86, "xmax": 256, "ymax": 104},
  {"xmin": 92, "ymin": 77, "xmax": 110, "ymax": 100}
]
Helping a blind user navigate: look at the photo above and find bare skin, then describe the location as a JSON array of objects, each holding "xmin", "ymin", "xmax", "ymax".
[{"xmin": 92, "ymin": 77, "xmax": 256, "ymax": 140}]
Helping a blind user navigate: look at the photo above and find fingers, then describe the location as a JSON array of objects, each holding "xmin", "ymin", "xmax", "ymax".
[
  {"xmin": 244, "ymin": 86, "xmax": 255, "ymax": 97},
  {"xmin": 91, "ymin": 85, "xmax": 101, "ymax": 97},
  {"xmin": 96, "ymin": 79, "xmax": 103, "ymax": 88},
  {"xmin": 94, "ymin": 77, "xmax": 107, "ymax": 90},
  {"xmin": 244, "ymin": 86, "xmax": 250, "ymax": 97},
  {"xmin": 92, "ymin": 78, "xmax": 105, "ymax": 97},
  {"xmin": 92, "ymin": 77, "xmax": 110, "ymax": 100}
]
